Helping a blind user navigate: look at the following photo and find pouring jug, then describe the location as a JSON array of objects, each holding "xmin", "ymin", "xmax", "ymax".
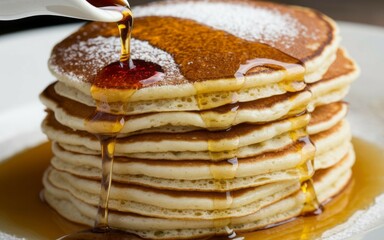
[{"xmin": 0, "ymin": 0, "xmax": 129, "ymax": 22}]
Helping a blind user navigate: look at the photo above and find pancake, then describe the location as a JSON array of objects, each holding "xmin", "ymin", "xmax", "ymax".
[
  {"xmin": 43, "ymin": 186, "xmax": 305, "ymax": 239},
  {"xmin": 53, "ymin": 75, "xmax": 308, "ymax": 114},
  {"xmin": 45, "ymin": 167, "xmax": 300, "ymax": 219},
  {"xmin": 308, "ymin": 102, "xmax": 348, "ymax": 135},
  {"xmin": 50, "ymin": 157, "xmax": 300, "ymax": 192},
  {"xmin": 42, "ymin": 111, "xmax": 311, "ymax": 154},
  {"xmin": 308, "ymin": 48, "xmax": 358, "ymax": 110},
  {"xmin": 48, "ymin": 48, "xmax": 356, "ymax": 117},
  {"xmin": 48, "ymin": 0, "xmax": 340, "ymax": 111},
  {"xmin": 43, "ymin": 104, "xmax": 344, "ymax": 160},
  {"xmin": 51, "ymin": 101, "xmax": 347, "ymax": 162},
  {"xmin": 40, "ymin": 48, "xmax": 357, "ymax": 133},
  {"xmin": 55, "ymin": 128, "xmax": 306, "ymax": 162},
  {"xmin": 48, "ymin": 138, "xmax": 315, "ymax": 180},
  {"xmin": 48, "ymin": 119, "xmax": 351, "ymax": 194},
  {"xmin": 49, "ymin": 118, "xmax": 350, "ymax": 178},
  {"xmin": 41, "ymin": 83, "xmax": 311, "ymax": 132}
]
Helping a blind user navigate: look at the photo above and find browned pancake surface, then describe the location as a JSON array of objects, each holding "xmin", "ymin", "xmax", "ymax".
[{"xmin": 49, "ymin": 0, "xmax": 336, "ymax": 86}]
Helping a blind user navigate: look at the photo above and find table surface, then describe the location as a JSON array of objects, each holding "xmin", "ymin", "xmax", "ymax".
[{"xmin": 0, "ymin": 0, "xmax": 383, "ymax": 35}]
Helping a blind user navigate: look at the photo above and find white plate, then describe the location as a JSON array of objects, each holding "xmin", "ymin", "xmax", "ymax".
[
  {"xmin": 0, "ymin": 23, "xmax": 82, "ymax": 160},
  {"xmin": 0, "ymin": 22, "xmax": 383, "ymax": 240}
]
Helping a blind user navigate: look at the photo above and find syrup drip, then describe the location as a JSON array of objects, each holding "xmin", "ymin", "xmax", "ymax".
[
  {"xmin": 203, "ymin": 77, "xmax": 241, "ymax": 238},
  {"xmin": 80, "ymin": 2, "xmax": 132, "ymax": 237},
  {"xmin": 210, "ymin": 158, "xmax": 245, "ymax": 240},
  {"xmin": 94, "ymin": 135, "xmax": 117, "ymax": 230},
  {"xmin": 297, "ymin": 136, "xmax": 323, "ymax": 215},
  {"xmin": 288, "ymin": 112, "xmax": 323, "ymax": 215}
]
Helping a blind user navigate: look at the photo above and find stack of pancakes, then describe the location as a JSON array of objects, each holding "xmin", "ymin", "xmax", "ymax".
[{"xmin": 40, "ymin": 0, "xmax": 359, "ymax": 239}]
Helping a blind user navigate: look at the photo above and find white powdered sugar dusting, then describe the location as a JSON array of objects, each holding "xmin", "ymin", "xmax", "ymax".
[
  {"xmin": 134, "ymin": 1, "xmax": 307, "ymax": 47},
  {"xmin": 50, "ymin": 37, "xmax": 184, "ymax": 84},
  {"xmin": 49, "ymin": 36, "xmax": 119, "ymax": 82},
  {"xmin": 0, "ymin": 232, "xmax": 25, "ymax": 240}
]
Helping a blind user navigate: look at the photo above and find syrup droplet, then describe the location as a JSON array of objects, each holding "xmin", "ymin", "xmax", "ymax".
[{"xmin": 92, "ymin": 60, "xmax": 164, "ymax": 90}]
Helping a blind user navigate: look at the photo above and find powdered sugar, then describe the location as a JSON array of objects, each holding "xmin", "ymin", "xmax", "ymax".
[
  {"xmin": 50, "ymin": 37, "xmax": 185, "ymax": 85},
  {"xmin": 134, "ymin": 1, "xmax": 306, "ymax": 47}
]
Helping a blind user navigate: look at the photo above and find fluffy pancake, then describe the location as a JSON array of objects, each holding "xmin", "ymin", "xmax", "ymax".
[
  {"xmin": 43, "ymin": 185, "xmax": 304, "ymax": 239},
  {"xmin": 308, "ymin": 48, "xmax": 358, "ymax": 109},
  {"xmin": 42, "ymin": 112, "xmax": 311, "ymax": 154},
  {"xmin": 40, "ymin": 49, "xmax": 357, "ymax": 134},
  {"xmin": 45, "ymin": 168, "xmax": 300, "ymax": 218},
  {"xmin": 41, "ymin": 83, "xmax": 311, "ymax": 132},
  {"xmin": 53, "ymin": 76, "xmax": 308, "ymax": 114},
  {"xmin": 48, "ymin": 0, "xmax": 340, "ymax": 110},
  {"xmin": 49, "ymin": 119, "xmax": 350, "ymax": 179},
  {"xmin": 309, "ymin": 102, "xmax": 348, "ymax": 135},
  {"xmin": 42, "ymin": 102, "xmax": 348, "ymax": 158},
  {"xmin": 48, "ymin": 119, "xmax": 351, "ymax": 193}
]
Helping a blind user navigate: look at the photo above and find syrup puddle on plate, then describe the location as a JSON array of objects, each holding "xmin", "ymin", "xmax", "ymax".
[{"xmin": 0, "ymin": 137, "xmax": 383, "ymax": 240}]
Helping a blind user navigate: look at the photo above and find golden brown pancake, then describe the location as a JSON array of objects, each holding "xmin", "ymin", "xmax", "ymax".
[
  {"xmin": 40, "ymin": 48, "xmax": 357, "ymax": 133},
  {"xmin": 48, "ymin": 0, "xmax": 340, "ymax": 108}
]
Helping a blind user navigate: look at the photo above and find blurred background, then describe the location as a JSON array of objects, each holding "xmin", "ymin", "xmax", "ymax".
[{"xmin": 0, "ymin": 0, "xmax": 383, "ymax": 35}]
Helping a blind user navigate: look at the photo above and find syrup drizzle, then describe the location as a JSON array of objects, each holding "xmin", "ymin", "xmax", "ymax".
[
  {"xmin": 297, "ymin": 135, "xmax": 323, "ymax": 215},
  {"xmin": 94, "ymin": 135, "xmax": 117, "ymax": 230}
]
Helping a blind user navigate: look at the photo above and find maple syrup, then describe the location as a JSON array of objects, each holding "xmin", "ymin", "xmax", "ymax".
[
  {"xmin": 0, "ymin": 138, "xmax": 382, "ymax": 239},
  {"xmin": 296, "ymin": 135, "xmax": 323, "ymax": 215},
  {"xmin": 88, "ymin": 1, "xmax": 164, "ymax": 105},
  {"xmin": 208, "ymin": 142, "xmax": 240, "ymax": 237}
]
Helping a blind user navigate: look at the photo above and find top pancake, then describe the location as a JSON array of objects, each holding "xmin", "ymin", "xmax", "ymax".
[{"xmin": 48, "ymin": 0, "xmax": 339, "ymax": 103}]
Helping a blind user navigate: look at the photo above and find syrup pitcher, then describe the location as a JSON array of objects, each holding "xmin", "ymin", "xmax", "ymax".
[{"xmin": 0, "ymin": 0, "xmax": 128, "ymax": 21}]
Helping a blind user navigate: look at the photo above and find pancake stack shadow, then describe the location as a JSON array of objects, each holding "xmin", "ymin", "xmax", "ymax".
[{"xmin": 39, "ymin": 0, "xmax": 359, "ymax": 239}]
